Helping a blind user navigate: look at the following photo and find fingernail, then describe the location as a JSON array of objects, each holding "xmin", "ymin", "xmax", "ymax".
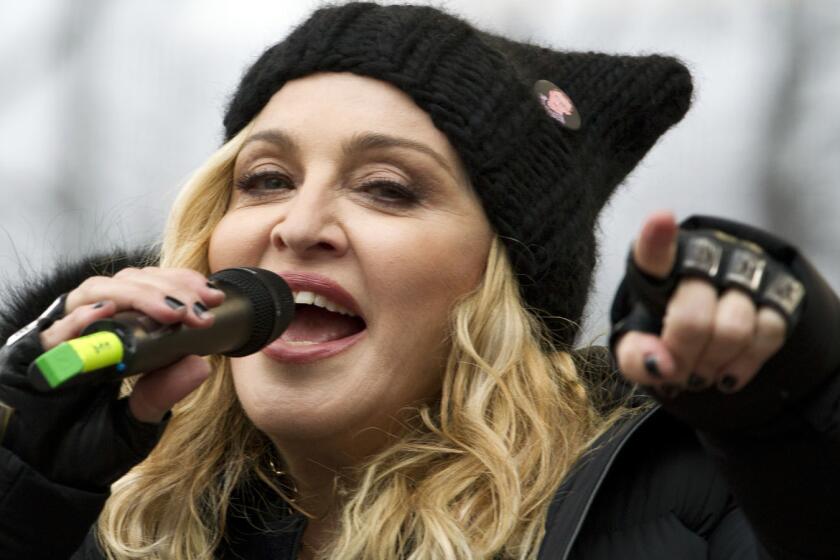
[
  {"xmin": 92, "ymin": 301, "xmax": 106, "ymax": 309},
  {"xmin": 164, "ymin": 295, "xmax": 185, "ymax": 310},
  {"xmin": 206, "ymin": 281, "xmax": 219, "ymax": 290},
  {"xmin": 193, "ymin": 302, "xmax": 208, "ymax": 318},
  {"xmin": 658, "ymin": 383, "xmax": 682, "ymax": 399},
  {"xmin": 718, "ymin": 375, "xmax": 738, "ymax": 393},
  {"xmin": 643, "ymin": 354, "xmax": 662, "ymax": 379},
  {"xmin": 687, "ymin": 374, "xmax": 709, "ymax": 391}
]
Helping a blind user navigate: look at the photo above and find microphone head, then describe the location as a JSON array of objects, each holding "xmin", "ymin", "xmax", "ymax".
[{"xmin": 208, "ymin": 267, "xmax": 295, "ymax": 357}]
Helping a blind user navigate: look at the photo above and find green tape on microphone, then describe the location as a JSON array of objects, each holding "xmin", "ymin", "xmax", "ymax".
[{"xmin": 31, "ymin": 331, "xmax": 125, "ymax": 390}]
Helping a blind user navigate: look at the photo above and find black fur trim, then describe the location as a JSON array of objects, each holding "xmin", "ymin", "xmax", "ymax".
[{"xmin": 0, "ymin": 249, "xmax": 158, "ymax": 343}]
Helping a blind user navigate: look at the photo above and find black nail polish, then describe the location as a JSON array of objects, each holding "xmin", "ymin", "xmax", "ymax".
[
  {"xmin": 644, "ymin": 355, "xmax": 662, "ymax": 379},
  {"xmin": 92, "ymin": 301, "xmax": 106, "ymax": 309},
  {"xmin": 164, "ymin": 295, "xmax": 185, "ymax": 310},
  {"xmin": 193, "ymin": 302, "xmax": 208, "ymax": 318},
  {"xmin": 719, "ymin": 375, "xmax": 738, "ymax": 393},
  {"xmin": 687, "ymin": 374, "xmax": 708, "ymax": 390},
  {"xmin": 658, "ymin": 383, "xmax": 682, "ymax": 399}
]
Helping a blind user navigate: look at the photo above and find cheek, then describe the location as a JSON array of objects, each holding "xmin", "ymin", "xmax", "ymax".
[
  {"xmin": 207, "ymin": 211, "xmax": 271, "ymax": 272},
  {"xmin": 359, "ymin": 222, "xmax": 490, "ymax": 408},
  {"xmin": 362, "ymin": 217, "xmax": 491, "ymax": 338}
]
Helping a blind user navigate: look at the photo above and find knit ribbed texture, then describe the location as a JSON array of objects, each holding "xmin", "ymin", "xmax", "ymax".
[{"xmin": 223, "ymin": 3, "xmax": 693, "ymax": 346}]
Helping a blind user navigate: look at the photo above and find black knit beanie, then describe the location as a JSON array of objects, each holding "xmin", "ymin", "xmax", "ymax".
[{"xmin": 223, "ymin": 2, "xmax": 693, "ymax": 347}]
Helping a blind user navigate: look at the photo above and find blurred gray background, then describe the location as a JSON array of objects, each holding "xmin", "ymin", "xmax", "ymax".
[{"xmin": 1, "ymin": 0, "xmax": 838, "ymax": 344}]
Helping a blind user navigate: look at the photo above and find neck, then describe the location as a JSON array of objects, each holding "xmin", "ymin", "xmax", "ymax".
[
  {"xmin": 273, "ymin": 408, "xmax": 408, "ymax": 502},
  {"xmin": 283, "ymin": 453, "xmax": 344, "ymax": 519},
  {"xmin": 272, "ymin": 425, "xmax": 395, "ymax": 518},
  {"xmin": 278, "ymin": 447, "xmax": 357, "ymax": 560}
]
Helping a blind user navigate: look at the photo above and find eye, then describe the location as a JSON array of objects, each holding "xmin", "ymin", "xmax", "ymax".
[
  {"xmin": 235, "ymin": 170, "xmax": 294, "ymax": 194},
  {"xmin": 358, "ymin": 179, "xmax": 420, "ymax": 207}
]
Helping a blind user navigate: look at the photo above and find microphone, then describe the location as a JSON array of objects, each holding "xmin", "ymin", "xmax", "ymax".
[{"xmin": 28, "ymin": 267, "xmax": 295, "ymax": 391}]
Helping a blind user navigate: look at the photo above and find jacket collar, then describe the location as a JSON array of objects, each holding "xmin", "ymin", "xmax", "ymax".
[{"xmin": 538, "ymin": 403, "xmax": 662, "ymax": 560}]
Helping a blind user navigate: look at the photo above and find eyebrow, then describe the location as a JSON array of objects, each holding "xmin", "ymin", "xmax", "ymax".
[
  {"xmin": 343, "ymin": 133, "xmax": 456, "ymax": 176},
  {"xmin": 240, "ymin": 129, "xmax": 300, "ymax": 158},
  {"xmin": 240, "ymin": 129, "xmax": 456, "ymax": 177}
]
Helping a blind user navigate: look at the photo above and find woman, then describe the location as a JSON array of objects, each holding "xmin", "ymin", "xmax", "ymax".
[{"xmin": 1, "ymin": 3, "xmax": 838, "ymax": 559}]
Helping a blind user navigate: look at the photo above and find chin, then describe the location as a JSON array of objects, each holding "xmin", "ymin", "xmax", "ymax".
[
  {"xmin": 229, "ymin": 336, "xmax": 445, "ymax": 451},
  {"xmin": 230, "ymin": 353, "xmax": 379, "ymax": 439}
]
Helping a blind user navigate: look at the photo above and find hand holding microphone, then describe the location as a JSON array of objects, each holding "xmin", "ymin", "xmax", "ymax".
[
  {"xmin": 30, "ymin": 267, "xmax": 295, "ymax": 393},
  {"xmin": 0, "ymin": 266, "xmax": 293, "ymax": 490}
]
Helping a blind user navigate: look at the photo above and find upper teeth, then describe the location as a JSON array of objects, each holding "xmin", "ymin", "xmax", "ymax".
[{"xmin": 293, "ymin": 291, "xmax": 357, "ymax": 317}]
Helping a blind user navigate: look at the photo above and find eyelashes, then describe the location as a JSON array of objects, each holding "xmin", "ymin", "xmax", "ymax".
[
  {"xmin": 234, "ymin": 170, "xmax": 293, "ymax": 194},
  {"xmin": 358, "ymin": 179, "xmax": 421, "ymax": 207},
  {"xmin": 233, "ymin": 169, "xmax": 423, "ymax": 209}
]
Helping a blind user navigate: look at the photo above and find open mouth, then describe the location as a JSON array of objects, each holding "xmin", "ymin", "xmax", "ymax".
[
  {"xmin": 263, "ymin": 280, "xmax": 368, "ymax": 363},
  {"xmin": 279, "ymin": 289, "xmax": 366, "ymax": 344}
]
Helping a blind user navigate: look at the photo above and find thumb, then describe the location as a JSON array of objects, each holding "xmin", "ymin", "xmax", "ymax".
[
  {"xmin": 633, "ymin": 210, "xmax": 679, "ymax": 279},
  {"xmin": 128, "ymin": 355, "xmax": 211, "ymax": 423}
]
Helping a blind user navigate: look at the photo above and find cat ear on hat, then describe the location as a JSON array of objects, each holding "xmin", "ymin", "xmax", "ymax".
[
  {"xmin": 482, "ymin": 31, "xmax": 693, "ymax": 207},
  {"xmin": 556, "ymin": 54, "xmax": 692, "ymax": 206},
  {"xmin": 553, "ymin": 51, "xmax": 693, "ymax": 203}
]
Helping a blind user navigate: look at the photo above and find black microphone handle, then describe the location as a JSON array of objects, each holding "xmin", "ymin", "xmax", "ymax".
[
  {"xmin": 69, "ymin": 267, "xmax": 294, "ymax": 385},
  {"xmin": 84, "ymin": 292, "xmax": 254, "ymax": 376}
]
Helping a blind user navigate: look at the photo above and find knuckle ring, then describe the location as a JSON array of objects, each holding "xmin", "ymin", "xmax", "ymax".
[
  {"xmin": 679, "ymin": 236, "xmax": 723, "ymax": 279},
  {"xmin": 724, "ymin": 247, "xmax": 766, "ymax": 293},
  {"xmin": 762, "ymin": 272, "xmax": 806, "ymax": 318}
]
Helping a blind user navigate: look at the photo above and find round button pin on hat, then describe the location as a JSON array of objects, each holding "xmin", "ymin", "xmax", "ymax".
[{"xmin": 534, "ymin": 79, "xmax": 581, "ymax": 130}]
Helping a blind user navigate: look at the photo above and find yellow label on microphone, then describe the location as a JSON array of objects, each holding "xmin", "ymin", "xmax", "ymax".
[
  {"xmin": 33, "ymin": 331, "xmax": 126, "ymax": 389},
  {"xmin": 67, "ymin": 331, "xmax": 125, "ymax": 372}
]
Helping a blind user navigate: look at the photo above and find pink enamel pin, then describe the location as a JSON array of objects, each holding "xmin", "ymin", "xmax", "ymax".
[{"xmin": 534, "ymin": 79, "xmax": 581, "ymax": 130}]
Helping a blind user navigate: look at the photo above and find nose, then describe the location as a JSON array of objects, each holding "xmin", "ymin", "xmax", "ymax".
[{"xmin": 270, "ymin": 179, "xmax": 348, "ymax": 259}]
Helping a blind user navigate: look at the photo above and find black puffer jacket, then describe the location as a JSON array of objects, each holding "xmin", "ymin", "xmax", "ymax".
[{"xmin": 1, "ymin": 232, "xmax": 839, "ymax": 559}]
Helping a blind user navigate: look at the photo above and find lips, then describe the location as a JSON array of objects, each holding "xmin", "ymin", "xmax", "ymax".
[
  {"xmin": 263, "ymin": 272, "xmax": 367, "ymax": 363},
  {"xmin": 281, "ymin": 272, "xmax": 364, "ymax": 317}
]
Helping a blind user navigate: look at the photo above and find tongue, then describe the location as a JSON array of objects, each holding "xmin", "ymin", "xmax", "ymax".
[{"xmin": 281, "ymin": 305, "xmax": 365, "ymax": 343}]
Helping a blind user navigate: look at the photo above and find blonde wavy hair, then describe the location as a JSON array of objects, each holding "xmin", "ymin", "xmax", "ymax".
[{"xmin": 97, "ymin": 125, "xmax": 620, "ymax": 559}]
